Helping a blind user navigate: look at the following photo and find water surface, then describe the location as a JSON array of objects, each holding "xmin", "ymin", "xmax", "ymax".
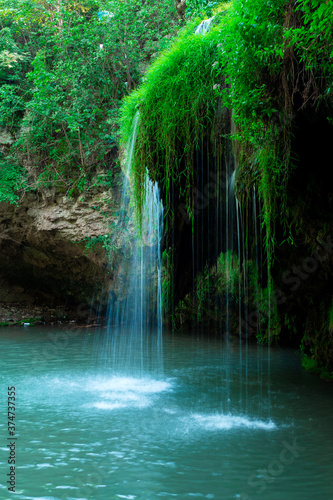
[{"xmin": 0, "ymin": 326, "xmax": 332, "ymax": 500}]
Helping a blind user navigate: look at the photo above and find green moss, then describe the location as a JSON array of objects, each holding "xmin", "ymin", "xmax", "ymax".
[
  {"xmin": 120, "ymin": 0, "xmax": 333, "ymax": 363},
  {"xmin": 173, "ymin": 250, "xmax": 280, "ymax": 341},
  {"xmin": 301, "ymin": 354, "xmax": 333, "ymax": 381},
  {"xmin": 299, "ymin": 299, "xmax": 333, "ymax": 376},
  {"xmin": 120, "ymin": 0, "xmax": 294, "ymax": 258},
  {"xmin": 120, "ymin": 14, "xmax": 226, "ymax": 219}
]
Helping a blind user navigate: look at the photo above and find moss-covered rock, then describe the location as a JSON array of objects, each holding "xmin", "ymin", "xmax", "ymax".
[{"xmin": 120, "ymin": 0, "xmax": 333, "ymax": 371}]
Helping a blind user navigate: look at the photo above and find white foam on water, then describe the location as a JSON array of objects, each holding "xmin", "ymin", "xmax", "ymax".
[
  {"xmin": 102, "ymin": 391, "xmax": 142, "ymax": 401},
  {"xmin": 163, "ymin": 408, "xmax": 177, "ymax": 414},
  {"xmin": 92, "ymin": 400, "xmax": 145, "ymax": 410},
  {"xmin": 86, "ymin": 376, "xmax": 172, "ymax": 394},
  {"xmin": 192, "ymin": 413, "xmax": 276, "ymax": 431},
  {"xmin": 43, "ymin": 375, "xmax": 171, "ymax": 393},
  {"xmin": 29, "ymin": 374, "xmax": 173, "ymax": 411},
  {"xmin": 55, "ymin": 486, "xmax": 79, "ymax": 490},
  {"xmin": 83, "ymin": 376, "xmax": 172, "ymax": 410}
]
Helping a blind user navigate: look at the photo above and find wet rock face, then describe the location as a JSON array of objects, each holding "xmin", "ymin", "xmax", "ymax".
[
  {"xmin": 0, "ymin": 189, "xmax": 121, "ymax": 316},
  {"xmin": 273, "ymin": 106, "xmax": 333, "ymax": 368},
  {"xmin": 162, "ymin": 111, "xmax": 234, "ymax": 307}
]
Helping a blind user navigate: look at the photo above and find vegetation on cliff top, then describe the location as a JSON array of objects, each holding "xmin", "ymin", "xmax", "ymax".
[
  {"xmin": 120, "ymin": 13, "xmax": 226, "ymax": 218},
  {"xmin": 121, "ymin": 0, "xmax": 333, "ymax": 250},
  {"xmin": 0, "ymin": 0, "xmax": 180, "ymax": 202}
]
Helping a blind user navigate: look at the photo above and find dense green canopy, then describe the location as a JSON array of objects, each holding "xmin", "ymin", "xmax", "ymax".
[{"xmin": 0, "ymin": 0, "xmax": 180, "ymax": 201}]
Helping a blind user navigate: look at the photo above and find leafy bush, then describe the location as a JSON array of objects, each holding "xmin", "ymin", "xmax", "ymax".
[
  {"xmin": 186, "ymin": 0, "xmax": 220, "ymax": 18},
  {"xmin": 0, "ymin": 0, "xmax": 180, "ymax": 198},
  {"xmin": 120, "ymin": 16, "xmax": 223, "ymax": 217},
  {"xmin": 172, "ymin": 250, "xmax": 280, "ymax": 341},
  {"xmin": 0, "ymin": 157, "xmax": 24, "ymax": 204}
]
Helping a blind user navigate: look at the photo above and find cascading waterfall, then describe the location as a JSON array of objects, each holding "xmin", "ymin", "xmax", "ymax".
[
  {"xmin": 195, "ymin": 16, "xmax": 215, "ymax": 35},
  {"xmin": 97, "ymin": 18, "xmax": 274, "ymax": 425},
  {"xmin": 104, "ymin": 113, "xmax": 164, "ymax": 374},
  {"xmin": 175, "ymin": 16, "xmax": 274, "ymax": 420},
  {"xmin": 185, "ymin": 121, "xmax": 272, "ymax": 419},
  {"xmin": 230, "ymin": 174, "xmax": 273, "ymax": 418}
]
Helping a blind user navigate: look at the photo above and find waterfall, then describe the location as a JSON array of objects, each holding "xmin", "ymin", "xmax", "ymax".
[
  {"xmin": 105, "ymin": 23, "xmax": 273, "ymax": 422},
  {"xmin": 194, "ymin": 16, "xmax": 215, "ymax": 35},
  {"xmin": 104, "ymin": 113, "xmax": 164, "ymax": 374},
  {"xmin": 216, "ymin": 164, "xmax": 274, "ymax": 418}
]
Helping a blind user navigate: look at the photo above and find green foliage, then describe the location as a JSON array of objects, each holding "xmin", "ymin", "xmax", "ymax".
[
  {"xmin": 285, "ymin": 0, "xmax": 333, "ymax": 79},
  {"xmin": 18, "ymin": 316, "xmax": 42, "ymax": 326},
  {"xmin": 81, "ymin": 233, "xmax": 111, "ymax": 251},
  {"xmin": 0, "ymin": 26, "xmax": 29, "ymax": 84},
  {"xmin": 186, "ymin": 0, "xmax": 219, "ymax": 18},
  {"xmin": 0, "ymin": 0, "xmax": 179, "ymax": 201},
  {"xmin": 216, "ymin": 251, "xmax": 239, "ymax": 297},
  {"xmin": 301, "ymin": 354, "xmax": 333, "ymax": 381},
  {"xmin": 120, "ymin": 0, "xmax": 293, "ymax": 253},
  {"xmin": 329, "ymin": 301, "xmax": 333, "ymax": 334},
  {"xmin": 0, "ymin": 156, "xmax": 24, "ymax": 203},
  {"xmin": 119, "ymin": 0, "xmax": 291, "ymax": 337},
  {"xmin": 214, "ymin": 0, "xmax": 333, "ymax": 261},
  {"xmin": 120, "ymin": 17, "xmax": 222, "ymax": 217},
  {"xmin": 0, "ymin": 316, "xmax": 42, "ymax": 327},
  {"xmin": 173, "ymin": 250, "xmax": 280, "ymax": 341},
  {"xmin": 0, "ymin": 85, "xmax": 25, "ymax": 130},
  {"xmin": 297, "ymin": 296, "xmax": 333, "ymax": 375},
  {"xmin": 214, "ymin": 0, "xmax": 290, "ymax": 264}
]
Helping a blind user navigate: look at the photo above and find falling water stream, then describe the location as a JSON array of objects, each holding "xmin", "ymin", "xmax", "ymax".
[
  {"xmin": 100, "ymin": 113, "xmax": 164, "ymax": 375},
  {"xmin": 195, "ymin": 16, "xmax": 215, "ymax": 35}
]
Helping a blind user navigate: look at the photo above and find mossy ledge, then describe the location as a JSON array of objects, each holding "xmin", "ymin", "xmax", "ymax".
[{"xmin": 120, "ymin": 0, "xmax": 333, "ymax": 377}]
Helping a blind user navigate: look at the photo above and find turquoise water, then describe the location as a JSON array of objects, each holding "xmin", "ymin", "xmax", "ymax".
[{"xmin": 0, "ymin": 326, "xmax": 333, "ymax": 500}]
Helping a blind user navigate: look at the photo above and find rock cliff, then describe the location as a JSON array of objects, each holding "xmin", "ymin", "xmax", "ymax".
[{"xmin": 0, "ymin": 188, "xmax": 121, "ymax": 324}]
